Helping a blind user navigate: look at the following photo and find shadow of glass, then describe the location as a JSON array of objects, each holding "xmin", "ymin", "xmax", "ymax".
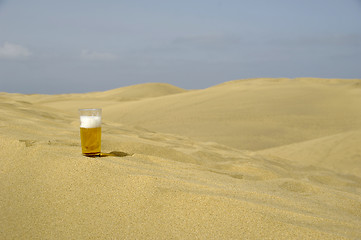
[
  {"xmin": 101, "ymin": 151, "xmax": 132, "ymax": 157},
  {"xmin": 85, "ymin": 151, "xmax": 132, "ymax": 158}
]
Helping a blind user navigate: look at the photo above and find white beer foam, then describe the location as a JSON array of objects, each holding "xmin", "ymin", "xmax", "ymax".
[{"xmin": 80, "ymin": 116, "xmax": 101, "ymax": 128}]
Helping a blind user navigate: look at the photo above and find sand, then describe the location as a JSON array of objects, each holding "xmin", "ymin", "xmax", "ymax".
[{"xmin": 0, "ymin": 78, "xmax": 360, "ymax": 239}]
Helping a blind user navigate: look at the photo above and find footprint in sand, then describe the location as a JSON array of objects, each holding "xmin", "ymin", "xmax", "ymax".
[
  {"xmin": 19, "ymin": 139, "xmax": 36, "ymax": 147},
  {"xmin": 279, "ymin": 180, "xmax": 319, "ymax": 194}
]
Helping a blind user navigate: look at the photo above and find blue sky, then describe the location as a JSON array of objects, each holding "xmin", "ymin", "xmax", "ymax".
[{"xmin": 0, "ymin": 0, "xmax": 360, "ymax": 94}]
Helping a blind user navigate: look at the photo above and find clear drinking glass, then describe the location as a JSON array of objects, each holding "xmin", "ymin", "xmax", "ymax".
[{"xmin": 79, "ymin": 108, "xmax": 102, "ymax": 157}]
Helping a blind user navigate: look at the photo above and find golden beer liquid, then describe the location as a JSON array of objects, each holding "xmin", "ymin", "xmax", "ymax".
[{"xmin": 80, "ymin": 127, "xmax": 101, "ymax": 156}]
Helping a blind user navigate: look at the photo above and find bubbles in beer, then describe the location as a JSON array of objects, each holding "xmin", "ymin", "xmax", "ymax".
[{"xmin": 80, "ymin": 116, "xmax": 101, "ymax": 128}]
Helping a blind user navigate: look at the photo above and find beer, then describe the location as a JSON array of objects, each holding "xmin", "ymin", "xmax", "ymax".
[
  {"xmin": 80, "ymin": 127, "xmax": 101, "ymax": 156},
  {"xmin": 79, "ymin": 109, "xmax": 102, "ymax": 157}
]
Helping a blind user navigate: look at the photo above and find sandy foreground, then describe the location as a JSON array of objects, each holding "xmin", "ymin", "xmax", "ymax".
[{"xmin": 0, "ymin": 78, "xmax": 360, "ymax": 239}]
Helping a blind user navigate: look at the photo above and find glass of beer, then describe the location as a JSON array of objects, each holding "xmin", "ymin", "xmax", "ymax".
[{"xmin": 79, "ymin": 108, "xmax": 102, "ymax": 157}]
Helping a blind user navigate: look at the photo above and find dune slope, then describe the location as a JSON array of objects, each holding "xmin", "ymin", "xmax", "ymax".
[
  {"xmin": 259, "ymin": 130, "xmax": 361, "ymax": 176},
  {"xmin": 101, "ymin": 78, "xmax": 361, "ymax": 150}
]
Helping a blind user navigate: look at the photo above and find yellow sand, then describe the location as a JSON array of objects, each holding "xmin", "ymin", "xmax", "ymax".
[{"xmin": 0, "ymin": 78, "xmax": 360, "ymax": 239}]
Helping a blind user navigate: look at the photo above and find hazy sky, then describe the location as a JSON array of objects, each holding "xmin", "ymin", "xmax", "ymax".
[{"xmin": 1, "ymin": 0, "xmax": 361, "ymax": 94}]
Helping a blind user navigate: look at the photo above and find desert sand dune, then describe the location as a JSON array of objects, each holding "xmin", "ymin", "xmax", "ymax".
[
  {"xmin": 102, "ymin": 78, "xmax": 361, "ymax": 150},
  {"xmin": 26, "ymin": 82, "xmax": 187, "ymax": 113},
  {"xmin": 1, "ymin": 78, "xmax": 361, "ymax": 239},
  {"xmin": 260, "ymin": 130, "xmax": 361, "ymax": 176}
]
